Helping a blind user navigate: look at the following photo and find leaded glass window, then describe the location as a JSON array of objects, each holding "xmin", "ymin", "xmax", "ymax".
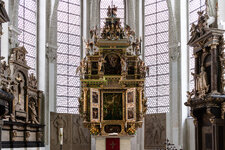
[
  {"xmin": 56, "ymin": 0, "xmax": 81, "ymax": 114},
  {"xmin": 100, "ymin": 0, "xmax": 124, "ymax": 28},
  {"xmin": 18, "ymin": 0, "xmax": 37, "ymax": 75},
  {"xmin": 144, "ymin": 0, "xmax": 169, "ymax": 114},
  {"xmin": 189, "ymin": 0, "xmax": 206, "ymax": 91}
]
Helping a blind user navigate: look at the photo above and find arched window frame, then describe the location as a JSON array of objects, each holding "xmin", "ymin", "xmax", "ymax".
[
  {"xmin": 56, "ymin": 0, "xmax": 81, "ymax": 114},
  {"xmin": 144, "ymin": 0, "xmax": 170, "ymax": 114}
]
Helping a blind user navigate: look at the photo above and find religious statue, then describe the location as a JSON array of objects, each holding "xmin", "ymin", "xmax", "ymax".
[
  {"xmin": 121, "ymin": 57, "xmax": 127, "ymax": 72},
  {"xmin": 98, "ymin": 57, "xmax": 105, "ymax": 73},
  {"xmin": 107, "ymin": 5, "xmax": 117, "ymax": 17},
  {"xmin": 15, "ymin": 73, "xmax": 23, "ymax": 106},
  {"xmin": 187, "ymin": 90, "xmax": 194, "ymax": 103},
  {"xmin": 192, "ymin": 66, "xmax": 209, "ymax": 97},
  {"xmin": 76, "ymin": 58, "xmax": 87, "ymax": 79},
  {"xmin": 29, "ymin": 101, "xmax": 39, "ymax": 124},
  {"xmin": 140, "ymin": 61, "xmax": 149, "ymax": 77},
  {"xmin": 205, "ymin": 0, "xmax": 217, "ymax": 27},
  {"xmin": 28, "ymin": 73, "xmax": 38, "ymax": 89}
]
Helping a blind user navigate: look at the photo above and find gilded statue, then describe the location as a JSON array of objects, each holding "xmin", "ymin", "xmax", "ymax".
[
  {"xmin": 121, "ymin": 57, "xmax": 127, "ymax": 72},
  {"xmin": 192, "ymin": 66, "xmax": 209, "ymax": 96},
  {"xmin": 107, "ymin": 5, "xmax": 117, "ymax": 17},
  {"xmin": 98, "ymin": 57, "xmax": 105, "ymax": 73},
  {"xmin": 29, "ymin": 101, "xmax": 39, "ymax": 124},
  {"xmin": 76, "ymin": 58, "xmax": 87, "ymax": 79}
]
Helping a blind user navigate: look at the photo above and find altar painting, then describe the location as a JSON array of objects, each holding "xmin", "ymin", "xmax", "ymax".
[{"xmin": 103, "ymin": 93, "xmax": 123, "ymax": 120}]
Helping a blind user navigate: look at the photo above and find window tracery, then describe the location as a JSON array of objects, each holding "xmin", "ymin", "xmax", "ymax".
[
  {"xmin": 144, "ymin": 0, "xmax": 169, "ymax": 114},
  {"xmin": 18, "ymin": 0, "xmax": 37, "ymax": 75},
  {"xmin": 56, "ymin": 0, "xmax": 81, "ymax": 114}
]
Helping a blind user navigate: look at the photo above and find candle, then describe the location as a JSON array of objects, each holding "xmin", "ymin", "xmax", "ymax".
[{"xmin": 59, "ymin": 128, "xmax": 63, "ymax": 145}]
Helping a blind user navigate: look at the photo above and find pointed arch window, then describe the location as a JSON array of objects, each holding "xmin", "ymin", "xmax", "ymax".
[
  {"xmin": 144, "ymin": 0, "xmax": 169, "ymax": 114},
  {"xmin": 100, "ymin": 0, "xmax": 124, "ymax": 28},
  {"xmin": 56, "ymin": 0, "xmax": 81, "ymax": 114},
  {"xmin": 18, "ymin": 0, "xmax": 37, "ymax": 75}
]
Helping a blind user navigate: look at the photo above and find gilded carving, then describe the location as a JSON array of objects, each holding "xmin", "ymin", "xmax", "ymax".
[
  {"xmin": 25, "ymin": 131, "xmax": 30, "ymax": 141},
  {"xmin": 79, "ymin": 5, "xmax": 147, "ymax": 136}
]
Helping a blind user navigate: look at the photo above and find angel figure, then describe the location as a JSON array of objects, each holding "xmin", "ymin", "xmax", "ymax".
[
  {"xmin": 83, "ymin": 39, "xmax": 90, "ymax": 55},
  {"xmin": 189, "ymin": 23, "xmax": 199, "ymax": 43},
  {"xmin": 187, "ymin": 90, "xmax": 194, "ymax": 102}
]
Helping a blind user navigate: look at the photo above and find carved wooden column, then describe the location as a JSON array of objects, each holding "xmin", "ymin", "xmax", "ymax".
[
  {"xmin": 83, "ymin": 88, "xmax": 88, "ymax": 121},
  {"xmin": 137, "ymin": 88, "xmax": 142, "ymax": 120},
  {"xmin": 210, "ymin": 42, "xmax": 219, "ymax": 93}
]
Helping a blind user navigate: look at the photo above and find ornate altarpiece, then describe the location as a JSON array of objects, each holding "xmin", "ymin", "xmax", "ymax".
[
  {"xmin": 78, "ymin": 6, "xmax": 148, "ymax": 136},
  {"xmin": 185, "ymin": 10, "xmax": 225, "ymax": 150},
  {"xmin": 0, "ymin": 46, "xmax": 44, "ymax": 148},
  {"xmin": 0, "ymin": 1, "xmax": 10, "ymax": 149}
]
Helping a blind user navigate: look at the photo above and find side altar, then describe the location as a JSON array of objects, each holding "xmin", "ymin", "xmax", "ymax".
[{"xmin": 77, "ymin": 5, "xmax": 148, "ymax": 146}]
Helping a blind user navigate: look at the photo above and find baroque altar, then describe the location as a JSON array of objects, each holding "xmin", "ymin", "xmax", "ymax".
[
  {"xmin": 185, "ymin": 9, "xmax": 225, "ymax": 150},
  {"xmin": 77, "ymin": 5, "xmax": 148, "ymax": 137}
]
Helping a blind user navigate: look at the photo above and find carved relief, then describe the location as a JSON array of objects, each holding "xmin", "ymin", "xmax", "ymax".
[
  {"xmin": 50, "ymin": 112, "xmax": 91, "ymax": 150},
  {"xmin": 144, "ymin": 114, "xmax": 166, "ymax": 149},
  {"xmin": 25, "ymin": 131, "xmax": 30, "ymax": 141}
]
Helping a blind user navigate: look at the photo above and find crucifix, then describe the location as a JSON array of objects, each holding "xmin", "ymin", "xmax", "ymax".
[{"xmin": 110, "ymin": 141, "xmax": 116, "ymax": 149}]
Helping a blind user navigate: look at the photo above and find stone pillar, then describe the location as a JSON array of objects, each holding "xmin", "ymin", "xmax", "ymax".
[
  {"xmin": 167, "ymin": 0, "xmax": 189, "ymax": 149},
  {"xmin": 125, "ymin": 0, "xmax": 135, "ymax": 30},
  {"xmin": 8, "ymin": 0, "xmax": 20, "ymax": 49},
  {"xmin": 90, "ymin": 0, "xmax": 100, "ymax": 29}
]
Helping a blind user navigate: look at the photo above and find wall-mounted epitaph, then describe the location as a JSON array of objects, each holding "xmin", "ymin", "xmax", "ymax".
[
  {"xmin": 144, "ymin": 113, "xmax": 166, "ymax": 149},
  {"xmin": 185, "ymin": 10, "xmax": 225, "ymax": 150},
  {"xmin": 50, "ymin": 112, "xmax": 91, "ymax": 150},
  {"xmin": 0, "ymin": 47, "xmax": 44, "ymax": 148}
]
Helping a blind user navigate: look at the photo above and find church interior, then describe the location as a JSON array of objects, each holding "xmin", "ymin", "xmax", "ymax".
[{"xmin": 0, "ymin": 0, "xmax": 225, "ymax": 150}]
